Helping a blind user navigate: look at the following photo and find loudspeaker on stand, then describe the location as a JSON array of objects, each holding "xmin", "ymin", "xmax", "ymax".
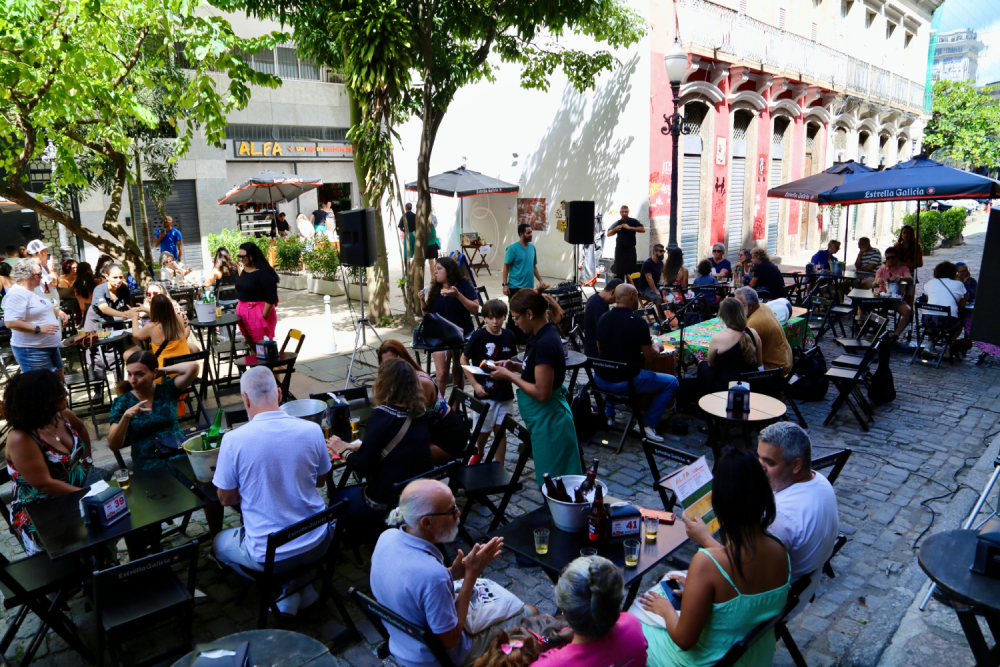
[
  {"xmin": 338, "ymin": 208, "xmax": 378, "ymax": 267},
  {"xmin": 564, "ymin": 201, "xmax": 596, "ymax": 245}
]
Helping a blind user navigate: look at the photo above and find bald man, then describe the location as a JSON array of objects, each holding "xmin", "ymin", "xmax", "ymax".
[{"xmin": 593, "ymin": 283, "xmax": 678, "ymax": 443}]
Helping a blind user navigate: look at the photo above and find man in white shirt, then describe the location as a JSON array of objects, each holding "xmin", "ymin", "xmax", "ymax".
[
  {"xmin": 213, "ymin": 367, "xmax": 333, "ymax": 616},
  {"xmin": 682, "ymin": 421, "xmax": 839, "ymax": 584},
  {"xmin": 923, "ymin": 261, "xmax": 968, "ymax": 342}
]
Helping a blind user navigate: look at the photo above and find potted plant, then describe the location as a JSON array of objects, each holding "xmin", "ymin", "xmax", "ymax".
[
  {"xmin": 275, "ymin": 235, "xmax": 308, "ymax": 290},
  {"xmin": 937, "ymin": 207, "xmax": 968, "ymax": 248},
  {"xmin": 304, "ymin": 241, "xmax": 344, "ymax": 296}
]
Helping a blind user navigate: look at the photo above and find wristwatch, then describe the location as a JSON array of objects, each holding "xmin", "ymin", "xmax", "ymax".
[
  {"xmin": 501, "ymin": 282, "xmax": 508, "ymax": 287},
  {"xmin": 34, "ymin": 325, "xmax": 40, "ymax": 334}
]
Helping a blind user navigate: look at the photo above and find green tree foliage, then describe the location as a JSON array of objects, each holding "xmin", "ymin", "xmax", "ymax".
[
  {"xmin": 923, "ymin": 80, "xmax": 1000, "ymax": 168},
  {"xmin": 0, "ymin": 0, "xmax": 285, "ymax": 281},
  {"xmin": 235, "ymin": 0, "xmax": 645, "ymax": 317}
]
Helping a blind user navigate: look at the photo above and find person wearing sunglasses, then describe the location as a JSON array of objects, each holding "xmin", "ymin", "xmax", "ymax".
[
  {"xmin": 706, "ymin": 242, "xmax": 731, "ymax": 278},
  {"xmin": 2, "ymin": 259, "xmax": 70, "ymax": 380},
  {"xmin": 327, "ymin": 358, "xmax": 433, "ymax": 549},
  {"xmin": 235, "ymin": 242, "xmax": 280, "ymax": 347}
]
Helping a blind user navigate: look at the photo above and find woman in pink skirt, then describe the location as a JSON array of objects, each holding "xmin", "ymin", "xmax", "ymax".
[{"xmin": 235, "ymin": 242, "xmax": 279, "ymax": 347}]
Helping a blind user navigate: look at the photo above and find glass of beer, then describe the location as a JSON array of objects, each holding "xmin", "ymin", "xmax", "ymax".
[
  {"xmin": 624, "ymin": 539, "xmax": 640, "ymax": 567},
  {"xmin": 644, "ymin": 515, "xmax": 659, "ymax": 542},
  {"xmin": 534, "ymin": 528, "xmax": 550, "ymax": 555},
  {"xmin": 349, "ymin": 416, "xmax": 361, "ymax": 438},
  {"xmin": 114, "ymin": 468, "xmax": 130, "ymax": 491},
  {"xmin": 215, "ymin": 305, "xmax": 222, "ymax": 318}
]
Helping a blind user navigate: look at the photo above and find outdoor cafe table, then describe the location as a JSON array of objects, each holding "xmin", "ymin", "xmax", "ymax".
[
  {"xmin": 492, "ymin": 498, "xmax": 689, "ymax": 610},
  {"xmin": 698, "ymin": 390, "xmax": 787, "ymax": 456},
  {"xmin": 25, "ymin": 469, "xmax": 205, "ymax": 560},
  {"xmin": 655, "ymin": 313, "xmax": 813, "ymax": 364},
  {"xmin": 189, "ymin": 312, "xmax": 242, "ymax": 394},
  {"xmin": 61, "ymin": 328, "xmax": 134, "ymax": 431},
  {"xmin": 171, "ymin": 629, "xmax": 337, "ymax": 667}
]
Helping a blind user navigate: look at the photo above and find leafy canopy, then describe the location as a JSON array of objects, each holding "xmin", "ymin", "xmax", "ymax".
[{"xmin": 923, "ymin": 80, "xmax": 1000, "ymax": 169}]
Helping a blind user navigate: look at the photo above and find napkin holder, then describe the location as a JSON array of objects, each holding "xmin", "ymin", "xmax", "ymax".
[
  {"xmin": 188, "ymin": 640, "xmax": 251, "ymax": 667},
  {"xmin": 606, "ymin": 502, "xmax": 643, "ymax": 542},
  {"xmin": 255, "ymin": 338, "xmax": 278, "ymax": 360},
  {"xmin": 727, "ymin": 381, "xmax": 750, "ymax": 418},
  {"xmin": 81, "ymin": 486, "xmax": 130, "ymax": 527},
  {"xmin": 971, "ymin": 517, "xmax": 1000, "ymax": 579}
]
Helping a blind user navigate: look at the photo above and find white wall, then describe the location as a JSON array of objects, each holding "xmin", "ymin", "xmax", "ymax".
[{"xmin": 390, "ymin": 3, "xmax": 650, "ymax": 280}]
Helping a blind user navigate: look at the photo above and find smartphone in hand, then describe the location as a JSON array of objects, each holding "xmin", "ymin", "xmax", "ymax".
[{"xmin": 660, "ymin": 580, "xmax": 683, "ymax": 611}]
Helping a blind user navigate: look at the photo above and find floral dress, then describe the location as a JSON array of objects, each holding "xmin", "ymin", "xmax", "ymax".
[
  {"xmin": 109, "ymin": 377, "xmax": 185, "ymax": 472},
  {"xmin": 8, "ymin": 415, "xmax": 87, "ymax": 555}
]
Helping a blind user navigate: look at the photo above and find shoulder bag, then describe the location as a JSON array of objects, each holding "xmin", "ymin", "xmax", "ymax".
[{"xmin": 361, "ymin": 412, "xmax": 413, "ymax": 512}]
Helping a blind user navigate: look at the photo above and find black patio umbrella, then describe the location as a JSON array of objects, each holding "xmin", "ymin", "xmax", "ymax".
[
  {"xmin": 218, "ymin": 170, "xmax": 322, "ymax": 206},
  {"xmin": 405, "ymin": 166, "xmax": 519, "ymax": 233},
  {"xmin": 767, "ymin": 160, "xmax": 876, "ymax": 264}
]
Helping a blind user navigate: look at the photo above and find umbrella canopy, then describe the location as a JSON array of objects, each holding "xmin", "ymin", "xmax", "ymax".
[
  {"xmin": 405, "ymin": 167, "xmax": 519, "ymax": 198},
  {"xmin": 218, "ymin": 170, "xmax": 322, "ymax": 205},
  {"xmin": 766, "ymin": 160, "xmax": 876, "ymax": 203},
  {"xmin": 812, "ymin": 156, "xmax": 1000, "ymax": 206}
]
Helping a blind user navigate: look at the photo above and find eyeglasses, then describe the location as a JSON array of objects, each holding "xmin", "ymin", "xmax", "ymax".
[
  {"xmin": 238, "ymin": 254, "xmax": 248, "ymax": 259},
  {"xmin": 713, "ymin": 249, "xmax": 723, "ymax": 253},
  {"xmin": 422, "ymin": 505, "xmax": 459, "ymax": 519}
]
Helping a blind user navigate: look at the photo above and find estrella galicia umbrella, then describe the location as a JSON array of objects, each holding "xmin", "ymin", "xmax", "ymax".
[
  {"xmin": 767, "ymin": 160, "xmax": 876, "ymax": 263},
  {"xmin": 217, "ymin": 170, "xmax": 322, "ymax": 206},
  {"xmin": 405, "ymin": 166, "xmax": 519, "ymax": 233}
]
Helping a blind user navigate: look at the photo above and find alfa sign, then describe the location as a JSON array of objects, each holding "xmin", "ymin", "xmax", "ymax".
[{"xmin": 233, "ymin": 141, "xmax": 354, "ymax": 160}]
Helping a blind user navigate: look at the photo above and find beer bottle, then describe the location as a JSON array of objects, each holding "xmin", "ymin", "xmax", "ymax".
[
  {"xmin": 553, "ymin": 477, "xmax": 572, "ymax": 503},
  {"xmin": 543, "ymin": 474, "xmax": 559, "ymax": 499},
  {"xmin": 573, "ymin": 485, "xmax": 585, "ymax": 503},
  {"xmin": 588, "ymin": 485, "xmax": 608, "ymax": 546},
  {"xmin": 579, "ymin": 459, "xmax": 600, "ymax": 495}
]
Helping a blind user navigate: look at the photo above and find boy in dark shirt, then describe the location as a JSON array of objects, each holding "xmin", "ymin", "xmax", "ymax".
[{"xmin": 461, "ymin": 300, "xmax": 518, "ymax": 464}]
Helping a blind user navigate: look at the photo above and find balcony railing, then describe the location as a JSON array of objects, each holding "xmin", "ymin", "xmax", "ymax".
[{"xmin": 677, "ymin": 0, "xmax": 925, "ymax": 112}]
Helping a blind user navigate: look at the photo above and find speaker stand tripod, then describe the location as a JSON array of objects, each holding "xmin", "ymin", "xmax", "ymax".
[{"xmin": 346, "ymin": 276, "xmax": 382, "ymax": 389}]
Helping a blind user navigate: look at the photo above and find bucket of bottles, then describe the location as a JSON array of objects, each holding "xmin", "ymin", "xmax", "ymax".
[
  {"xmin": 182, "ymin": 434, "xmax": 221, "ymax": 483},
  {"xmin": 542, "ymin": 475, "xmax": 609, "ymax": 533},
  {"xmin": 194, "ymin": 301, "xmax": 217, "ymax": 323}
]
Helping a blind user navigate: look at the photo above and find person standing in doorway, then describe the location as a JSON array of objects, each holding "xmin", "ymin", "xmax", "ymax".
[
  {"xmin": 154, "ymin": 216, "xmax": 183, "ymax": 262},
  {"xmin": 310, "ymin": 200, "xmax": 333, "ymax": 231},
  {"xmin": 502, "ymin": 224, "xmax": 546, "ymax": 342},
  {"xmin": 607, "ymin": 205, "xmax": 645, "ymax": 282}
]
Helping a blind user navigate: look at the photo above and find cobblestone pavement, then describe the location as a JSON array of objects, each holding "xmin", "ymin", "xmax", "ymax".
[{"xmin": 3, "ymin": 215, "xmax": 998, "ymax": 666}]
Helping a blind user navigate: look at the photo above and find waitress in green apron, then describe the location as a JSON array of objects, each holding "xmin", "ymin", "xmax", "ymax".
[{"xmin": 490, "ymin": 289, "xmax": 583, "ymax": 486}]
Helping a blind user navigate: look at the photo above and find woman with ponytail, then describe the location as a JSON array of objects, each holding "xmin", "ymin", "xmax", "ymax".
[
  {"xmin": 697, "ymin": 297, "xmax": 762, "ymax": 394},
  {"xmin": 490, "ymin": 289, "xmax": 582, "ymax": 485}
]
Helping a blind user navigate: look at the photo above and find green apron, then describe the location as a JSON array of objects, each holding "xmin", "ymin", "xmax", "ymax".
[{"xmin": 517, "ymin": 385, "xmax": 583, "ymax": 487}]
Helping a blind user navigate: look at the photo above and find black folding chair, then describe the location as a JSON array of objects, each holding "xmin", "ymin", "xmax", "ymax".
[
  {"xmin": 640, "ymin": 439, "xmax": 699, "ymax": 510},
  {"xmin": 93, "ymin": 541, "xmax": 198, "ymax": 667},
  {"xmin": 447, "ymin": 388, "xmax": 490, "ymax": 463},
  {"xmin": 812, "ymin": 448, "xmax": 853, "ymax": 579},
  {"xmin": 0, "ymin": 552, "xmax": 92, "ymax": 666},
  {"xmin": 224, "ymin": 408, "xmax": 250, "ymax": 428},
  {"xmin": 808, "ymin": 297, "xmax": 846, "ymax": 342},
  {"xmin": 783, "ymin": 346, "xmax": 825, "ymax": 428},
  {"xmin": 587, "ymin": 357, "xmax": 647, "ymax": 454},
  {"xmin": 310, "ymin": 385, "xmax": 372, "ymax": 410},
  {"xmin": 227, "ymin": 501, "xmax": 360, "ymax": 650},
  {"xmin": 834, "ymin": 312, "xmax": 887, "ymax": 354},
  {"xmin": 823, "ymin": 337, "xmax": 883, "ymax": 432},
  {"xmin": 349, "ymin": 587, "xmax": 457, "ymax": 667},
  {"xmin": 449, "ymin": 415, "xmax": 533, "ymax": 543},
  {"xmin": 911, "ymin": 302, "xmax": 958, "ymax": 368}
]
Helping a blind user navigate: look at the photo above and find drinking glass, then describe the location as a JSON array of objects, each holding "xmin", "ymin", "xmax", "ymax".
[
  {"xmin": 644, "ymin": 516, "xmax": 659, "ymax": 542},
  {"xmin": 580, "ymin": 547, "xmax": 598, "ymax": 557},
  {"xmin": 534, "ymin": 528, "xmax": 550, "ymax": 555},
  {"xmin": 624, "ymin": 539, "xmax": 640, "ymax": 567},
  {"xmin": 114, "ymin": 468, "xmax": 130, "ymax": 491},
  {"xmin": 349, "ymin": 416, "xmax": 361, "ymax": 438}
]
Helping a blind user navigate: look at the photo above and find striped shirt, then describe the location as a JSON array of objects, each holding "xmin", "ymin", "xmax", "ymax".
[{"xmin": 857, "ymin": 248, "xmax": 881, "ymax": 270}]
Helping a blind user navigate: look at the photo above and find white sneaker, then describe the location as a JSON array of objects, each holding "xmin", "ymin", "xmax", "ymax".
[
  {"xmin": 276, "ymin": 591, "xmax": 301, "ymax": 617},
  {"xmin": 643, "ymin": 426, "xmax": 664, "ymax": 443},
  {"xmin": 298, "ymin": 583, "xmax": 320, "ymax": 611}
]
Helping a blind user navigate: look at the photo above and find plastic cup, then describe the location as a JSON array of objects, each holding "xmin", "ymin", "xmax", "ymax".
[
  {"xmin": 580, "ymin": 547, "xmax": 598, "ymax": 557},
  {"xmin": 114, "ymin": 468, "xmax": 130, "ymax": 490},
  {"xmin": 624, "ymin": 539, "xmax": 640, "ymax": 567},
  {"xmin": 534, "ymin": 528, "xmax": 550, "ymax": 555},
  {"xmin": 644, "ymin": 516, "xmax": 659, "ymax": 542}
]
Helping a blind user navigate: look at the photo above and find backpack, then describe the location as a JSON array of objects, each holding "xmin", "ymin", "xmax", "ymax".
[
  {"xmin": 571, "ymin": 384, "xmax": 603, "ymax": 446},
  {"xmin": 868, "ymin": 338, "xmax": 896, "ymax": 404},
  {"xmin": 788, "ymin": 348, "xmax": 830, "ymax": 402}
]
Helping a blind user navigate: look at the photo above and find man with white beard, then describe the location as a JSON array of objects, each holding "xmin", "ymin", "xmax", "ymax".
[{"xmin": 370, "ymin": 479, "xmax": 534, "ymax": 666}]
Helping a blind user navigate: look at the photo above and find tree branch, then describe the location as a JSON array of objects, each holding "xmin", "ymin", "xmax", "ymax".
[{"xmin": 112, "ymin": 27, "xmax": 152, "ymax": 88}]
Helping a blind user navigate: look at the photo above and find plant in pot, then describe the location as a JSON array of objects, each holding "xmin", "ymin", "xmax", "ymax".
[
  {"xmin": 275, "ymin": 236, "xmax": 307, "ymax": 290},
  {"xmin": 937, "ymin": 207, "xmax": 968, "ymax": 248},
  {"xmin": 304, "ymin": 241, "xmax": 344, "ymax": 296},
  {"xmin": 902, "ymin": 210, "xmax": 941, "ymax": 255}
]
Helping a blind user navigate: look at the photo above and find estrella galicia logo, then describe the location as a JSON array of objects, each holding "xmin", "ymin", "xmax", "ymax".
[{"xmin": 928, "ymin": 187, "xmax": 936, "ymax": 194}]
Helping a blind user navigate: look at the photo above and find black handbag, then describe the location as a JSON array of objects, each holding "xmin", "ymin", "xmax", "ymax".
[
  {"xmin": 151, "ymin": 433, "xmax": 186, "ymax": 458},
  {"xmin": 413, "ymin": 313, "xmax": 466, "ymax": 348}
]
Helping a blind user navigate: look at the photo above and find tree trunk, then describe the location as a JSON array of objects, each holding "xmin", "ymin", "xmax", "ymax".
[
  {"xmin": 350, "ymin": 95, "xmax": 392, "ymax": 323},
  {"xmin": 134, "ymin": 148, "xmax": 155, "ymax": 269}
]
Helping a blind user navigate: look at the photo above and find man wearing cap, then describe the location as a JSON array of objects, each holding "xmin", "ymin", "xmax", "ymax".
[{"xmin": 154, "ymin": 215, "xmax": 183, "ymax": 262}]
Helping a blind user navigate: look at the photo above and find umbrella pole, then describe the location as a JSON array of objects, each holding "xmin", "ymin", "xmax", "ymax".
[
  {"xmin": 915, "ymin": 201, "xmax": 920, "ymax": 283},
  {"xmin": 843, "ymin": 205, "xmax": 849, "ymax": 266}
]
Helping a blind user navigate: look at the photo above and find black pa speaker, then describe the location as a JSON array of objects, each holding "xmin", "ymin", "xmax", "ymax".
[
  {"xmin": 564, "ymin": 201, "xmax": 595, "ymax": 245},
  {"xmin": 338, "ymin": 207, "xmax": 378, "ymax": 267},
  {"xmin": 971, "ymin": 209, "xmax": 1000, "ymax": 347}
]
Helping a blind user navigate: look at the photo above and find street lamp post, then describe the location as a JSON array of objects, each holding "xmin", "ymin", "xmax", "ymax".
[{"xmin": 660, "ymin": 40, "xmax": 691, "ymax": 252}]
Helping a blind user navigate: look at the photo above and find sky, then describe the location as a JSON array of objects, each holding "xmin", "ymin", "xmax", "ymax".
[{"xmin": 937, "ymin": 0, "xmax": 1000, "ymax": 85}]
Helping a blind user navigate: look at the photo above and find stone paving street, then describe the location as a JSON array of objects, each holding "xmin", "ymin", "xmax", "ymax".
[{"xmin": 2, "ymin": 215, "xmax": 999, "ymax": 666}]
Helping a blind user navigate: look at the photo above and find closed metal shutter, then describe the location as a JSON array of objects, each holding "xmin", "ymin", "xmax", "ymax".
[
  {"xmin": 767, "ymin": 159, "xmax": 781, "ymax": 256},
  {"xmin": 728, "ymin": 156, "xmax": 746, "ymax": 263},
  {"xmin": 681, "ymin": 153, "xmax": 701, "ymax": 267},
  {"xmin": 831, "ymin": 207, "xmax": 841, "ymax": 244},
  {"xmin": 130, "ymin": 180, "xmax": 203, "ymax": 270}
]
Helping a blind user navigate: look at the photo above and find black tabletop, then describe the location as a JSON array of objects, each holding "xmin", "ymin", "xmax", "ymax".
[
  {"xmin": 171, "ymin": 629, "xmax": 336, "ymax": 667},
  {"xmin": 190, "ymin": 313, "xmax": 241, "ymax": 328},
  {"xmin": 919, "ymin": 529, "xmax": 1000, "ymax": 611},
  {"xmin": 60, "ymin": 329, "xmax": 131, "ymax": 349},
  {"xmin": 492, "ymin": 502, "xmax": 689, "ymax": 589},
  {"xmin": 169, "ymin": 457, "xmax": 219, "ymax": 504},
  {"xmin": 25, "ymin": 468, "xmax": 205, "ymax": 560},
  {"xmin": 235, "ymin": 351, "xmax": 297, "ymax": 368}
]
